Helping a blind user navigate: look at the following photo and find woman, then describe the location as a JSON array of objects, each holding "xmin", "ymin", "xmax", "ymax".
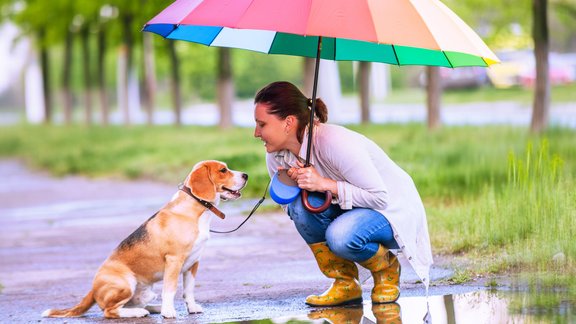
[{"xmin": 253, "ymin": 81, "xmax": 433, "ymax": 306}]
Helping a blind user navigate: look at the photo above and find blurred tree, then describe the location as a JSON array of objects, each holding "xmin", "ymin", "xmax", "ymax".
[
  {"xmin": 426, "ymin": 66, "xmax": 442, "ymax": 130},
  {"xmin": 79, "ymin": 22, "xmax": 94, "ymax": 125},
  {"xmin": 167, "ymin": 40, "xmax": 182, "ymax": 126},
  {"xmin": 303, "ymin": 57, "xmax": 315, "ymax": 96},
  {"xmin": 142, "ymin": 31, "xmax": 156, "ymax": 126},
  {"xmin": 102, "ymin": 0, "xmax": 152, "ymax": 126},
  {"xmin": 217, "ymin": 47, "xmax": 233, "ymax": 129},
  {"xmin": 96, "ymin": 4, "xmax": 116, "ymax": 126},
  {"xmin": 446, "ymin": 0, "xmax": 571, "ymax": 132},
  {"xmin": 552, "ymin": 0, "xmax": 576, "ymax": 50},
  {"xmin": 9, "ymin": 0, "xmax": 60, "ymax": 124},
  {"xmin": 139, "ymin": 0, "xmax": 171, "ymax": 126},
  {"xmin": 530, "ymin": 0, "xmax": 550, "ymax": 133},
  {"xmin": 55, "ymin": 0, "xmax": 77, "ymax": 125},
  {"xmin": 358, "ymin": 61, "xmax": 371, "ymax": 124}
]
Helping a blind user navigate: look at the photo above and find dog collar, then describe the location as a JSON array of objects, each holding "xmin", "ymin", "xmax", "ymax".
[{"xmin": 179, "ymin": 185, "xmax": 226, "ymax": 219}]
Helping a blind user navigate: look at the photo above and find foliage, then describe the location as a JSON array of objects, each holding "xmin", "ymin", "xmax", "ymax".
[
  {"xmin": 430, "ymin": 139, "xmax": 575, "ymax": 278},
  {"xmin": 233, "ymin": 51, "xmax": 304, "ymax": 99}
]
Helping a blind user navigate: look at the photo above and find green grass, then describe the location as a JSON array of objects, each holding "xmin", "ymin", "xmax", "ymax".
[{"xmin": 0, "ymin": 124, "xmax": 575, "ymax": 295}]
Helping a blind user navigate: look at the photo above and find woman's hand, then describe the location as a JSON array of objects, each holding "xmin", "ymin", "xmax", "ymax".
[{"xmin": 286, "ymin": 161, "xmax": 338, "ymax": 194}]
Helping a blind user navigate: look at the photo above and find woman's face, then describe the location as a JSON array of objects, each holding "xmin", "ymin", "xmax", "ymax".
[{"xmin": 254, "ymin": 103, "xmax": 290, "ymax": 153}]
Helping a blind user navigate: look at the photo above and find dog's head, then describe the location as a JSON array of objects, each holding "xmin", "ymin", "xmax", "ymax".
[{"xmin": 186, "ymin": 160, "xmax": 248, "ymax": 203}]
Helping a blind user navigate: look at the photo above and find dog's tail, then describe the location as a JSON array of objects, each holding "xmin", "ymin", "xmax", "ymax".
[{"xmin": 42, "ymin": 289, "xmax": 95, "ymax": 318}]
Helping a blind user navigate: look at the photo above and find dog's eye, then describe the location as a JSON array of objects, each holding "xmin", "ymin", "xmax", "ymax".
[{"xmin": 219, "ymin": 168, "xmax": 227, "ymax": 173}]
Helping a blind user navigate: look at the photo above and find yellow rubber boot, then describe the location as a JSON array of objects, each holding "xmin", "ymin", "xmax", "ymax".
[
  {"xmin": 372, "ymin": 303, "xmax": 402, "ymax": 324},
  {"xmin": 308, "ymin": 306, "xmax": 364, "ymax": 324},
  {"xmin": 305, "ymin": 242, "xmax": 363, "ymax": 306},
  {"xmin": 359, "ymin": 245, "xmax": 401, "ymax": 304}
]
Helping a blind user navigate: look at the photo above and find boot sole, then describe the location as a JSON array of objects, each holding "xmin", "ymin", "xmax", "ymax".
[
  {"xmin": 305, "ymin": 297, "xmax": 363, "ymax": 307},
  {"xmin": 371, "ymin": 296, "xmax": 399, "ymax": 304}
]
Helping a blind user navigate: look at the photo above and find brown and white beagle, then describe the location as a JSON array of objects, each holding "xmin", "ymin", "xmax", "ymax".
[{"xmin": 42, "ymin": 160, "xmax": 248, "ymax": 318}]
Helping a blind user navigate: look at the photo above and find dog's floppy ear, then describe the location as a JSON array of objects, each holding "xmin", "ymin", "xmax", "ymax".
[{"xmin": 188, "ymin": 165, "xmax": 216, "ymax": 202}]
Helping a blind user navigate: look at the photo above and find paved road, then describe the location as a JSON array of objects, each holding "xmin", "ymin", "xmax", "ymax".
[
  {"xmin": 0, "ymin": 159, "xmax": 485, "ymax": 323},
  {"xmin": 2, "ymin": 98, "xmax": 575, "ymax": 128}
]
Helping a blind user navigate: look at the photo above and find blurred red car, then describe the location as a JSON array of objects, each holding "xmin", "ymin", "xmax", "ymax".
[
  {"xmin": 419, "ymin": 66, "xmax": 490, "ymax": 89},
  {"xmin": 518, "ymin": 53, "xmax": 575, "ymax": 87},
  {"xmin": 488, "ymin": 50, "xmax": 575, "ymax": 88}
]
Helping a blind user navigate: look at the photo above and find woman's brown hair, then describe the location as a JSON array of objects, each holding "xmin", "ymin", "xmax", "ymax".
[{"xmin": 254, "ymin": 81, "xmax": 328, "ymax": 143}]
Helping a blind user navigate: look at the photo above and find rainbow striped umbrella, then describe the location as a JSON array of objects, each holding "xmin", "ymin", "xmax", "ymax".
[
  {"xmin": 144, "ymin": 0, "xmax": 499, "ymax": 211},
  {"xmin": 144, "ymin": 0, "xmax": 499, "ymax": 67}
]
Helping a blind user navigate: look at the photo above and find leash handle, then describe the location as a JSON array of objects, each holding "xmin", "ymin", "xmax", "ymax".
[{"xmin": 301, "ymin": 190, "xmax": 332, "ymax": 213}]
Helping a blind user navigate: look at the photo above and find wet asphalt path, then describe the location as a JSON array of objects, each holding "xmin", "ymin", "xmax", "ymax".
[{"xmin": 0, "ymin": 159, "xmax": 485, "ymax": 323}]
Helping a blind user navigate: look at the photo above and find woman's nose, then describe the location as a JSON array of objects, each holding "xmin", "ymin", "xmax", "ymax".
[{"xmin": 253, "ymin": 127, "xmax": 260, "ymax": 138}]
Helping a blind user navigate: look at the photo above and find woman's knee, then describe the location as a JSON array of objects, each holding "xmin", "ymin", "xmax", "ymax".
[{"xmin": 325, "ymin": 227, "xmax": 361, "ymax": 259}]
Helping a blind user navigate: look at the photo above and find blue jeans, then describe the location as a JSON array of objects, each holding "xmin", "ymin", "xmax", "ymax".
[{"xmin": 287, "ymin": 192, "xmax": 399, "ymax": 263}]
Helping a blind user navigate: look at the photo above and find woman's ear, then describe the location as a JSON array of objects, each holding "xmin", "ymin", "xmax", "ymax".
[{"xmin": 285, "ymin": 115, "xmax": 296, "ymax": 132}]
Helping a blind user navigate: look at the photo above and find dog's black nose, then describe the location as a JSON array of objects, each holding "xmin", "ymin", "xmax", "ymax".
[{"xmin": 242, "ymin": 173, "xmax": 248, "ymax": 180}]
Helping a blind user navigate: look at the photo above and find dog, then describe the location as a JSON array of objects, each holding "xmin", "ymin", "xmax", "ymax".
[{"xmin": 42, "ymin": 160, "xmax": 248, "ymax": 318}]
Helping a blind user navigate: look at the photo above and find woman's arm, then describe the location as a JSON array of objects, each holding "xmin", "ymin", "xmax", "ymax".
[{"xmin": 321, "ymin": 132, "xmax": 389, "ymax": 210}]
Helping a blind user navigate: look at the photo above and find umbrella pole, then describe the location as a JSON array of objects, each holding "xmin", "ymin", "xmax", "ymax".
[
  {"xmin": 301, "ymin": 36, "xmax": 332, "ymax": 214},
  {"xmin": 304, "ymin": 36, "xmax": 322, "ymax": 167}
]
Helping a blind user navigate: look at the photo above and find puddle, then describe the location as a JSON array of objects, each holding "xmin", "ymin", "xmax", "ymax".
[{"xmin": 229, "ymin": 290, "xmax": 575, "ymax": 324}]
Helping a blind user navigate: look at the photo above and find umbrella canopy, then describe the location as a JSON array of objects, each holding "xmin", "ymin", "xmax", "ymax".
[
  {"xmin": 143, "ymin": 0, "xmax": 500, "ymax": 212},
  {"xmin": 144, "ymin": 0, "xmax": 499, "ymax": 67}
]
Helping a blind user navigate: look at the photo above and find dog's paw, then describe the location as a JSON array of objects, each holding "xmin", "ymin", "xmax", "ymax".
[
  {"xmin": 187, "ymin": 302, "xmax": 203, "ymax": 314},
  {"xmin": 161, "ymin": 306, "xmax": 177, "ymax": 318},
  {"xmin": 131, "ymin": 308, "xmax": 150, "ymax": 318},
  {"xmin": 117, "ymin": 307, "xmax": 150, "ymax": 318}
]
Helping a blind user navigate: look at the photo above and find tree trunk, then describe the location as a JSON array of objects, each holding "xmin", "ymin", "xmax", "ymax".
[
  {"xmin": 97, "ymin": 25, "xmax": 109, "ymax": 126},
  {"xmin": 81, "ymin": 27, "xmax": 93, "ymax": 125},
  {"xmin": 303, "ymin": 58, "xmax": 315, "ymax": 96},
  {"xmin": 142, "ymin": 33, "xmax": 156, "ymax": 126},
  {"xmin": 530, "ymin": 0, "xmax": 550, "ymax": 133},
  {"xmin": 217, "ymin": 48, "xmax": 234, "ymax": 129},
  {"xmin": 120, "ymin": 14, "xmax": 134, "ymax": 126},
  {"xmin": 39, "ymin": 32, "xmax": 52, "ymax": 125},
  {"xmin": 167, "ymin": 41, "xmax": 182, "ymax": 126},
  {"xmin": 358, "ymin": 61, "xmax": 371, "ymax": 124},
  {"xmin": 62, "ymin": 29, "xmax": 74, "ymax": 125},
  {"xmin": 426, "ymin": 66, "xmax": 442, "ymax": 130}
]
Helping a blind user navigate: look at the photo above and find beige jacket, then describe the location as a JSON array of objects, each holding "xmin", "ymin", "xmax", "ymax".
[{"xmin": 266, "ymin": 123, "xmax": 433, "ymax": 287}]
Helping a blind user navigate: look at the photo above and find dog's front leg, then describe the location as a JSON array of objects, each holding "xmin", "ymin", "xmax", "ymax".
[
  {"xmin": 183, "ymin": 262, "xmax": 203, "ymax": 313},
  {"xmin": 161, "ymin": 255, "xmax": 185, "ymax": 318}
]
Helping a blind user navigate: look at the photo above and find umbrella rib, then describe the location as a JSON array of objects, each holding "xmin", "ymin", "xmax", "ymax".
[
  {"xmin": 391, "ymin": 45, "xmax": 401, "ymax": 66},
  {"xmin": 443, "ymin": 51, "xmax": 455, "ymax": 68},
  {"xmin": 269, "ymin": 31, "xmax": 280, "ymax": 54},
  {"xmin": 332, "ymin": 37, "xmax": 336, "ymax": 61}
]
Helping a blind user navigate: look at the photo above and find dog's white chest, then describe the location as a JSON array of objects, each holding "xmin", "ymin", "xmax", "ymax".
[{"xmin": 182, "ymin": 211, "xmax": 212, "ymax": 272}]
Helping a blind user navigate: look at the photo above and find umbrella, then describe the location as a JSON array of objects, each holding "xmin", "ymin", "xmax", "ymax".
[{"xmin": 143, "ymin": 0, "xmax": 499, "ymax": 211}]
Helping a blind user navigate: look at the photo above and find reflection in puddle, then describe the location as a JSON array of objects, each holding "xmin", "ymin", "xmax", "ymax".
[{"xmin": 230, "ymin": 289, "xmax": 575, "ymax": 323}]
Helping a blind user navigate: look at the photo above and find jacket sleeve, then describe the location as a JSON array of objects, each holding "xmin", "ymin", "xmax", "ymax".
[{"xmin": 321, "ymin": 133, "xmax": 388, "ymax": 210}]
